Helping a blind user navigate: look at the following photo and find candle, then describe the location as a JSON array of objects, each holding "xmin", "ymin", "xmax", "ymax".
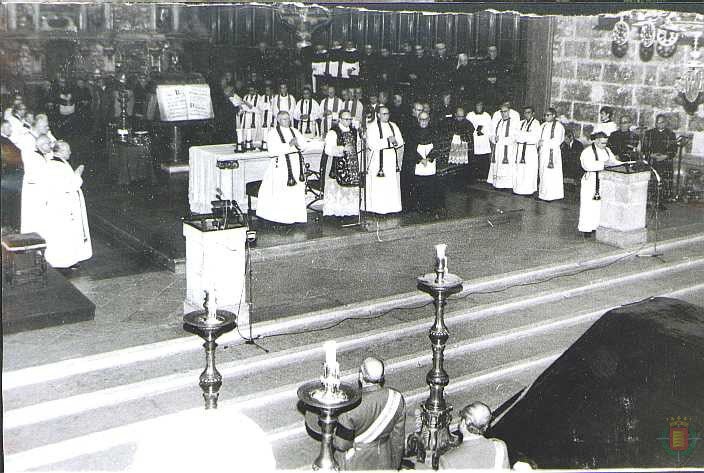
[
  {"xmin": 435, "ymin": 243, "xmax": 448, "ymax": 272},
  {"xmin": 323, "ymin": 340, "xmax": 337, "ymax": 366},
  {"xmin": 207, "ymin": 286, "xmax": 218, "ymax": 320}
]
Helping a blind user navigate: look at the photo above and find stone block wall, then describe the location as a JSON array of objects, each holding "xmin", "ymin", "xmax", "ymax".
[{"xmin": 551, "ymin": 14, "xmax": 703, "ymax": 150}]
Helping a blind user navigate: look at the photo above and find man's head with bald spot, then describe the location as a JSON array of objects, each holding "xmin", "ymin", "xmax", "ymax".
[
  {"xmin": 36, "ymin": 134, "xmax": 53, "ymax": 155},
  {"xmin": 459, "ymin": 401, "xmax": 492, "ymax": 436},
  {"xmin": 359, "ymin": 357, "xmax": 384, "ymax": 387}
]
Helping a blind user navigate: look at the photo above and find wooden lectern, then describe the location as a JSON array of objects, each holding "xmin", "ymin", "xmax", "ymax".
[{"xmin": 596, "ymin": 166, "xmax": 651, "ymax": 248}]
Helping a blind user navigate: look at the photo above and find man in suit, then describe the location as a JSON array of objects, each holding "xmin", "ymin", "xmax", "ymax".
[
  {"xmin": 305, "ymin": 357, "xmax": 406, "ymax": 470},
  {"xmin": 439, "ymin": 402, "xmax": 510, "ymax": 470}
]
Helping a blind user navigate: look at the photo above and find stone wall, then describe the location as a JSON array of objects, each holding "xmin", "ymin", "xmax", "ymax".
[{"xmin": 550, "ymin": 14, "xmax": 703, "ymax": 150}]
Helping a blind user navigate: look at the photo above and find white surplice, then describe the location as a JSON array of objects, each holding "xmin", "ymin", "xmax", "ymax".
[
  {"xmin": 322, "ymin": 125, "xmax": 360, "ymax": 217},
  {"xmin": 236, "ymin": 94, "xmax": 263, "ymax": 145},
  {"xmin": 488, "ymin": 117, "xmax": 520, "ymax": 189},
  {"xmin": 365, "ymin": 120, "xmax": 403, "ymax": 214},
  {"xmin": 258, "ymin": 126, "xmax": 309, "ymax": 224},
  {"xmin": 512, "ymin": 117, "xmax": 541, "ymax": 195},
  {"xmin": 320, "ymin": 97, "xmax": 344, "ymax": 136},
  {"xmin": 538, "ymin": 120, "xmax": 565, "ymax": 201},
  {"xmin": 43, "ymin": 157, "xmax": 92, "ymax": 268},
  {"xmin": 20, "ymin": 149, "xmax": 49, "ymax": 235},
  {"xmin": 293, "ymin": 98, "xmax": 322, "ymax": 139},
  {"xmin": 578, "ymin": 144, "xmax": 619, "ymax": 232},
  {"xmin": 593, "ymin": 121, "xmax": 618, "ymax": 137}
]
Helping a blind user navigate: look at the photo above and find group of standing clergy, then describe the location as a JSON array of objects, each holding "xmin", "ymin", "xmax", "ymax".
[{"xmin": 1, "ymin": 96, "xmax": 92, "ymax": 269}]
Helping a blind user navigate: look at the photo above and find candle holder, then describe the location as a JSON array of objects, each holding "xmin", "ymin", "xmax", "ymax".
[
  {"xmin": 183, "ymin": 294, "xmax": 237, "ymax": 409},
  {"xmin": 298, "ymin": 380, "xmax": 360, "ymax": 471},
  {"xmin": 407, "ymin": 244, "xmax": 463, "ymax": 469}
]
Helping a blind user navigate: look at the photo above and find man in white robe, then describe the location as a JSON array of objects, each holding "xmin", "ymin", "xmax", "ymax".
[
  {"xmin": 491, "ymin": 101, "xmax": 521, "ymax": 132},
  {"xmin": 537, "ymin": 107, "xmax": 565, "ymax": 201},
  {"xmin": 292, "ymin": 87, "xmax": 322, "ymax": 139},
  {"xmin": 512, "ymin": 106, "xmax": 541, "ymax": 195},
  {"xmin": 257, "ymin": 82, "xmax": 276, "ymax": 144},
  {"xmin": 578, "ymin": 131, "xmax": 619, "ymax": 235},
  {"xmin": 7, "ymin": 103, "xmax": 32, "ymax": 147},
  {"xmin": 43, "ymin": 141, "xmax": 92, "ymax": 268},
  {"xmin": 236, "ymin": 84, "xmax": 262, "ymax": 150},
  {"xmin": 322, "ymin": 111, "xmax": 361, "ymax": 217},
  {"xmin": 593, "ymin": 106, "xmax": 618, "ymax": 137},
  {"xmin": 320, "ymin": 86, "xmax": 343, "ymax": 136},
  {"xmin": 257, "ymin": 111, "xmax": 310, "ymax": 224},
  {"xmin": 20, "ymin": 134, "xmax": 52, "ymax": 234},
  {"xmin": 488, "ymin": 106, "xmax": 519, "ymax": 189},
  {"xmin": 365, "ymin": 107, "xmax": 403, "ymax": 214},
  {"xmin": 271, "ymin": 83, "xmax": 296, "ymax": 119},
  {"xmin": 466, "ymin": 101, "xmax": 492, "ymax": 182},
  {"xmin": 342, "ymin": 88, "xmax": 364, "ymax": 128}
]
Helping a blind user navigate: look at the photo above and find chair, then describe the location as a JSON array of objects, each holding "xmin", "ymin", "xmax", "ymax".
[
  {"xmin": 2, "ymin": 232, "xmax": 48, "ymax": 287},
  {"xmin": 245, "ymin": 180, "xmax": 262, "ymax": 215},
  {"xmin": 305, "ymin": 163, "xmax": 323, "ymax": 211}
]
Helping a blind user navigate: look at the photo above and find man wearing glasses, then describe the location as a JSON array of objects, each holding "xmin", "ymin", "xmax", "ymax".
[
  {"xmin": 322, "ymin": 111, "xmax": 361, "ymax": 217},
  {"xmin": 366, "ymin": 107, "xmax": 403, "ymax": 214}
]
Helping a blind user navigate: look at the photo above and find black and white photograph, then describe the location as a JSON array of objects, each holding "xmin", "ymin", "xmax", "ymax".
[{"xmin": 1, "ymin": 1, "xmax": 704, "ymax": 471}]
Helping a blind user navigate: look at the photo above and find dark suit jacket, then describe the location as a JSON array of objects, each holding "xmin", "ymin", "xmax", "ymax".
[{"xmin": 439, "ymin": 435, "xmax": 510, "ymax": 470}]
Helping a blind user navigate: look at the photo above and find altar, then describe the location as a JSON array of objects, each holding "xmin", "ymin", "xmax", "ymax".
[{"xmin": 188, "ymin": 141, "xmax": 325, "ymax": 214}]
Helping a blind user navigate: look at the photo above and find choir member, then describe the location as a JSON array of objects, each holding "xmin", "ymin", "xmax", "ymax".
[
  {"xmin": 593, "ymin": 106, "xmax": 617, "ymax": 137},
  {"xmin": 343, "ymin": 88, "xmax": 364, "ymax": 128},
  {"xmin": 537, "ymin": 107, "xmax": 565, "ymax": 201},
  {"xmin": 272, "ymin": 83, "xmax": 296, "ymax": 118},
  {"xmin": 365, "ymin": 106, "xmax": 403, "ymax": 214},
  {"xmin": 512, "ymin": 106, "xmax": 541, "ymax": 196},
  {"xmin": 293, "ymin": 86, "xmax": 322, "ymax": 139},
  {"xmin": 237, "ymin": 84, "xmax": 263, "ymax": 150},
  {"xmin": 466, "ymin": 101, "xmax": 493, "ymax": 183},
  {"xmin": 320, "ymin": 86, "xmax": 343, "ymax": 136}
]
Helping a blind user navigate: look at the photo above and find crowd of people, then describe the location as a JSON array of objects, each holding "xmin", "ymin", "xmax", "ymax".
[
  {"xmin": 1, "ymin": 93, "xmax": 92, "ymax": 269},
  {"xmin": 212, "ymin": 45, "xmax": 679, "ymax": 235}
]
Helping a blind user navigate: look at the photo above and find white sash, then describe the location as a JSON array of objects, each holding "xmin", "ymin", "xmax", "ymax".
[{"xmin": 354, "ymin": 389, "xmax": 402, "ymax": 445}]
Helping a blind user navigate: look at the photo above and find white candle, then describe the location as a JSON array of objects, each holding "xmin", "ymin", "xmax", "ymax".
[
  {"xmin": 207, "ymin": 286, "xmax": 218, "ymax": 320},
  {"xmin": 323, "ymin": 340, "xmax": 337, "ymax": 366},
  {"xmin": 435, "ymin": 243, "xmax": 448, "ymax": 271}
]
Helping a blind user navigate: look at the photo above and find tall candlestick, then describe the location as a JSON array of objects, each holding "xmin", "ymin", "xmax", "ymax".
[{"xmin": 323, "ymin": 340, "xmax": 337, "ymax": 366}]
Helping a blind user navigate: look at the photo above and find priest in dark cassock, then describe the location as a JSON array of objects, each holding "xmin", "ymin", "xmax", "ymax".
[
  {"xmin": 311, "ymin": 44, "xmax": 329, "ymax": 92},
  {"xmin": 322, "ymin": 111, "xmax": 361, "ymax": 217},
  {"xmin": 1, "ymin": 119, "xmax": 23, "ymax": 231},
  {"xmin": 407, "ymin": 112, "xmax": 443, "ymax": 213},
  {"xmin": 258, "ymin": 111, "xmax": 312, "ymax": 224},
  {"xmin": 341, "ymin": 41, "xmax": 361, "ymax": 87},
  {"xmin": 642, "ymin": 114, "xmax": 678, "ymax": 202},
  {"xmin": 561, "ymin": 127, "xmax": 585, "ymax": 188},
  {"xmin": 607, "ymin": 115, "xmax": 640, "ymax": 162},
  {"xmin": 447, "ymin": 107, "xmax": 475, "ymax": 181}
]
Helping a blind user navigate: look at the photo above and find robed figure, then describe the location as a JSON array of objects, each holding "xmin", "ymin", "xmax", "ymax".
[
  {"xmin": 43, "ymin": 142, "xmax": 92, "ymax": 268},
  {"xmin": 236, "ymin": 89, "xmax": 263, "ymax": 149},
  {"xmin": 537, "ymin": 112, "xmax": 565, "ymax": 201},
  {"xmin": 258, "ymin": 112, "xmax": 310, "ymax": 224},
  {"xmin": 411, "ymin": 113, "xmax": 444, "ymax": 213},
  {"xmin": 20, "ymin": 137, "xmax": 51, "ymax": 234},
  {"xmin": 512, "ymin": 111, "xmax": 541, "ymax": 195},
  {"xmin": 578, "ymin": 132, "xmax": 619, "ymax": 234},
  {"xmin": 322, "ymin": 112, "xmax": 361, "ymax": 217},
  {"xmin": 365, "ymin": 107, "xmax": 403, "ymax": 214},
  {"xmin": 293, "ymin": 91, "xmax": 322, "ymax": 140},
  {"xmin": 488, "ymin": 109, "xmax": 520, "ymax": 189}
]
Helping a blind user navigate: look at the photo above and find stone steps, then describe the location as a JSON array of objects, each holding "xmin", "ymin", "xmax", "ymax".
[{"xmin": 4, "ymin": 237, "xmax": 704, "ymax": 471}]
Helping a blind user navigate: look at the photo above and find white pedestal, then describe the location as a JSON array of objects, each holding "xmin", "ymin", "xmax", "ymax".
[
  {"xmin": 183, "ymin": 222, "xmax": 249, "ymax": 327},
  {"xmin": 596, "ymin": 169, "xmax": 650, "ymax": 248}
]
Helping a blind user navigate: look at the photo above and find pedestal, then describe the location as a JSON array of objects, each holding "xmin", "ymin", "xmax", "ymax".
[
  {"xmin": 596, "ymin": 169, "xmax": 650, "ymax": 249},
  {"xmin": 183, "ymin": 220, "xmax": 249, "ymax": 327}
]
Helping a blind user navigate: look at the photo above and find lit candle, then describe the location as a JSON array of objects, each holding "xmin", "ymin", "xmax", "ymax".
[
  {"xmin": 207, "ymin": 286, "xmax": 218, "ymax": 321},
  {"xmin": 323, "ymin": 340, "xmax": 337, "ymax": 366},
  {"xmin": 435, "ymin": 243, "xmax": 448, "ymax": 273}
]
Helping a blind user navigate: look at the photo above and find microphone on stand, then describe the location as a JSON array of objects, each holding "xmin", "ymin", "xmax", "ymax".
[{"xmin": 636, "ymin": 161, "xmax": 664, "ymax": 259}]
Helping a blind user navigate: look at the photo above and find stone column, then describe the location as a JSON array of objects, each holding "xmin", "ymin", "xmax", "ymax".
[
  {"xmin": 7, "ymin": 4, "xmax": 17, "ymax": 30},
  {"xmin": 596, "ymin": 169, "xmax": 650, "ymax": 248}
]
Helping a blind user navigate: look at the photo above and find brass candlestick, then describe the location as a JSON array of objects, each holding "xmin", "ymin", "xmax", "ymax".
[
  {"xmin": 183, "ymin": 292, "xmax": 237, "ymax": 409},
  {"xmin": 407, "ymin": 244, "xmax": 463, "ymax": 470}
]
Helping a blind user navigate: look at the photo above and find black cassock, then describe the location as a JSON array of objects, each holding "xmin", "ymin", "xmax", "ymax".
[{"xmin": 403, "ymin": 125, "xmax": 443, "ymax": 213}]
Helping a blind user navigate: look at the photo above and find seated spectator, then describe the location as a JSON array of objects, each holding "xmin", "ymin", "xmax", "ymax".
[{"xmin": 439, "ymin": 402, "xmax": 510, "ymax": 470}]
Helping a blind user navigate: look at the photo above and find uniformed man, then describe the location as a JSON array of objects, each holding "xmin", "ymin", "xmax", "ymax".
[
  {"xmin": 306, "ymin": 357, "xmax": 406, "ymax": 470},
  {"xmin": 439, "ymin": 402, "xmax": 510, "ymax": 470},
  {"xmin": 607, "ymin": 115, "xmax": 640, "ymax": 161}
]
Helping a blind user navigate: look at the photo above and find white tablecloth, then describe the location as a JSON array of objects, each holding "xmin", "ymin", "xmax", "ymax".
[{"xmin": 188, "ymin": 141, "xmax": 325, "ymax": 214}]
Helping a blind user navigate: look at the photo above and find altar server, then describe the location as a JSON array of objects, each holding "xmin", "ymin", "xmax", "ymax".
[
  {"xmin": 343, "ymin": 89, "xmax": 364, "ymax": 128},
  {"xmin": 258, "ymin": 111, "xmax": 310, "ymax": 224},
  {"xmin": 593, "ymin": 106, "xmax": 618, "ymax": 137},
  {"xmin": 340, "ymin": 41, "xmax": 360, "ymax": 81},
  {"xmin": 491, "ymin": 101, "xmax": 521, "ymax": 132},
  {"xmin": 578, "ymin": 131, "xmax": 619, "ymax": 235},
  {"xmin": 237, "ymin": 84, "xmax": 262, "ymax": 150},
  {"xmin": 365, "ymin": 107, "xmax": 403, "ymax": 214},
  {"xmin": 537, "ymin": 107, "xmax": 565, "ymax": 201},
  {"xmin": 512, "ymin": 106, "xmax": 541, "ymax": 195},
  {"xmin": 43, "ymin": 141, "xmax": 92, "ymax": 268},
  {"xmin": 322, "ymin": 111, "xmax": 361, "ymax": 217},
  {"xmin": 292, "ymin": 86, "xmax": 322, "ymax": 139},
  {"xmin": 488, "ymin": 105, "xmax": 520, "ymax": 189},
  {"xmin": 467, "ymin": 101, "xmax": 493, "ymax": 182},
  {"xmin": 257, "ymin": 81, "xmax": 276, "ymax": 138}
]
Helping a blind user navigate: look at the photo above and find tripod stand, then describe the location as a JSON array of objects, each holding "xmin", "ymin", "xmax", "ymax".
[{"xmin": 637, "ymin": 163, "xmax": 664, "ymax": 259}]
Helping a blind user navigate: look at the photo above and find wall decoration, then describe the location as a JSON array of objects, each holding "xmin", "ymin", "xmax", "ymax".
[
  {"xmin": 638, "ymin": 20, "xmax": 655, "ymax": 61},
  {"xmin": 611, "ymin": 17, "xmax": 629, "ymax": 58}
]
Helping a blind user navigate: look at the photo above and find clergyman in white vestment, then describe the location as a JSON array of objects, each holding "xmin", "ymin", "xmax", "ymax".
[
  {"xmin": 578, "ymin": 132, "xmax": 619, "ymax": 234},
  {"xmin": 365, "ymin": 106, "xmax": 403, "ymax": 214},
  {"xmin": 537, "ymin": 108, "xmax": 565, "ymax": 201}
]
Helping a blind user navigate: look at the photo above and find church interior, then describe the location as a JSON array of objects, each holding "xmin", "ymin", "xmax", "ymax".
[{"xmin": 2, "ymin": 2, "xmax": 704, "ymax": 471}]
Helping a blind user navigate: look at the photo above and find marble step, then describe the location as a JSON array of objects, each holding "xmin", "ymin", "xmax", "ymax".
[{"xmin": 5, "ymin": 276, "xmax": 704, "ymax": 471}]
